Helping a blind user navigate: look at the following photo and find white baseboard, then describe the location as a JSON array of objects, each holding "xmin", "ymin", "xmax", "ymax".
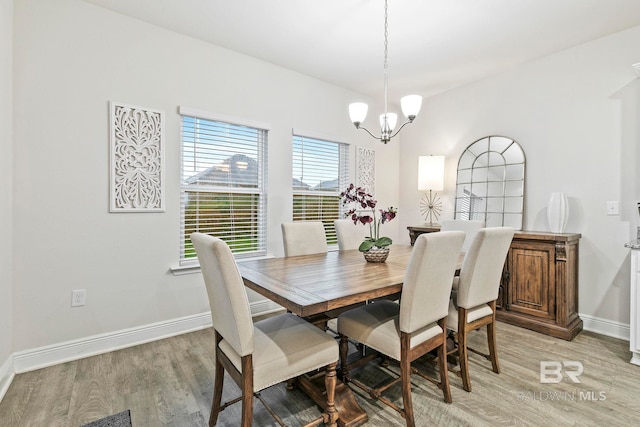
[
  {"xmin": 0, "ymin": 355, "xmax": 15, "ymax": 403},
  {"xmin": 580, "ymin": 313, "xmax": 630, "ymax": 341},
  {"xmin": 13, "ymin": 312, "xmax": 213, "ymax": 374},
  {"xmin": 250, "ymin": 299, "xmax": 284, "ymax": 317},
  {"xmin": 12, "ymin": 299, "xmax": 283, "ymax": 375}
]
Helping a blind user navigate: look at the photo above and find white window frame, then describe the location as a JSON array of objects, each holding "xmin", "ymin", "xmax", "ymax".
[
  {"xmin": 291, "ymin": 129, "xmax": 349, "ymax": 247},
  {"xmin": 179, "ymin": 106, "xmax": 269, "ymax": 265}
]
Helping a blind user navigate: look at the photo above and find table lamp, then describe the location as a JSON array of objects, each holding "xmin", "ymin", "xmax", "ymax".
[{"xmin": 418, "ymin": 155, "xmax": 445, "ymax": 225}]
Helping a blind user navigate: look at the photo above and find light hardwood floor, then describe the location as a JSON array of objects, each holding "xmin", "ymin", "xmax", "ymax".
[{"xmin": 1, "ymin": 320, "xmax": 639, "ymax": 426}]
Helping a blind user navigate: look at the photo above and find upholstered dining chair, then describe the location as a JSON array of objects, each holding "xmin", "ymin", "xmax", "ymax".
[
  {"xmin": 191, "ymin": 233, "xmax": 339, "ymax": 427},
  {"xmin": 440, "ymin": 219, "xmax": 485, "ymax": 254},
  {"xmin": 281, "ymin": 221, "xmax": 328, "ymax": 256},
  {"xmin": 446, "ymin": 227, "xmax": 514, "ymax": 392},
  {"xmin": 337, "ymin": 231, "xmax": 465, "ymax": 427},
  {"xmin": 282, "ymin": 220, "xmax": 362, "ymax": 331},
  {"xmin": 334, "ymin": 218, "xmax": 368, "ymax": 251}
]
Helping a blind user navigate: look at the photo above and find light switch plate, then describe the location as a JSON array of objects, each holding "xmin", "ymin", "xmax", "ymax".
[{"xmin": 606, "ymin": 201, "xmax": 619, "ymax": 215}]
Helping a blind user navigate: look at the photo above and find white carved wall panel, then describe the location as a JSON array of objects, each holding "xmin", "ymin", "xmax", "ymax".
[
  {"xmin": 356, "ymin": 146, "xmax": 375, "ymax": 195},
  {"xmin": 110, "ymin": 102, "xmax": 165, "ymax": 212}
]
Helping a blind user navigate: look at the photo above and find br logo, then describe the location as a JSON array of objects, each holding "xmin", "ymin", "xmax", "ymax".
[{"xmin": 539, "ymin": 361, "xmax": 583, "ymax": 383}]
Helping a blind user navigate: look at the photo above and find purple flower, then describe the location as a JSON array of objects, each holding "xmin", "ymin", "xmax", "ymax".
[
  {"xmin": 380, "ymin": 207, "xmax": 397, "ymax": 224},
  {"xmin": 340, "ymin": 184, "xmax": 398, "ymax": 245}
]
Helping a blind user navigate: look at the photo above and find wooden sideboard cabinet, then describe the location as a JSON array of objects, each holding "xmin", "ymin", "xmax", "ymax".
[{"xmin": 407, "ymin": 226, "xmax": 583, "ymax": 340}]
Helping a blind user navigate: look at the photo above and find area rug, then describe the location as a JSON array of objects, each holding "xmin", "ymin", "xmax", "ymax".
[{"xmin": 81, "ymin": 410, "xmax": 132, "ymax": 427}]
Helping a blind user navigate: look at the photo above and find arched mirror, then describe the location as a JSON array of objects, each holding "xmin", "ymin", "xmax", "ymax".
[{"xmin": 454, "ymin": 136, "xmax": 525, "ymax": 229}]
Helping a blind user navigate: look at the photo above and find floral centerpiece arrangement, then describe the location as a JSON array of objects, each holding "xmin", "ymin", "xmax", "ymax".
[{"xmin": 340, "ymin": 183, "xmax": 398, "ymax": 253}]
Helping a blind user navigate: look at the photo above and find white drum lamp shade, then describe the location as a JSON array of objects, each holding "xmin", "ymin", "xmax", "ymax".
[{"xmin": 418, "ymin": 156, "xmax": 445, "ymax": 191}]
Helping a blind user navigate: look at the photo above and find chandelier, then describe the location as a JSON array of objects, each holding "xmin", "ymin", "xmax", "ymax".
[{"xmin": 348, "ymin": 0, "xmax": 422, "ymax": 144}]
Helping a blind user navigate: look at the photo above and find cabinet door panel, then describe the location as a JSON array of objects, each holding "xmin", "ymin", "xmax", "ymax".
[{"xmin": 508, "ymin": 245, "xmax": 555, "ymax": 320}]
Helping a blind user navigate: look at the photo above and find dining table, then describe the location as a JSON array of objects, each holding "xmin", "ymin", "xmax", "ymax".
[
  {"xmin": 239, "ymin": 245, "xmax": 414, "ymax": 316},
  {"xmin": 237, "ymin": 244, "xmax": 463, "ymax": 427}
]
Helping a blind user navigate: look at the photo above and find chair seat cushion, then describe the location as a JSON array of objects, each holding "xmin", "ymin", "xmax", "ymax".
[
  {"xmin": 219, "ymin": 313, "xmax": 339, "ymax": 392},
  {"xmin": 337, "ymin": 300, "xmax": 442, "ymax": 361},
  {"xmin": 447, "ymin": 299, "xmax": 494, "ymax": 332}
]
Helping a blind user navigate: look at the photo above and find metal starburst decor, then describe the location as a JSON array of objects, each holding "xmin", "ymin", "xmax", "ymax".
[{"xmin": 420, "ymin": 191, "xmax": 442, "ymax": 225}]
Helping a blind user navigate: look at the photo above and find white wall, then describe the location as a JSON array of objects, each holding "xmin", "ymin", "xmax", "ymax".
[
  {"xmin": 398, "ymin": 25, "xmax": 640, "ymax": 334},
  {"xmin": 0, "ymin": 0, "xmax": 14, "ymax": 394},
  {"xmin": 11, "ymin": 0, "xmax": 402, "ymax": 355},
  {"xmin": 14, "ymin": 0, "xmax": 636, "ymax": 370}
]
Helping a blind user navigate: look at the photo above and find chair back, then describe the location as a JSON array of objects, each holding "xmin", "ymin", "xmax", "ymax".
[
  {"xmin": 441, "ymin": 219, "xmax": 485, "ymax": 253},
  {"xmin": 281, "ymin": 221, "xmax": 328, "ymax": 256},
  {"xmin": 400, "ymin": 231, "xmax": 465, "ymax": 333},
  {"xmin": 191, "ymin": 233, "xmax": 254, "ymax": 357},
  {"xmin": 334, "ymin": 219, "xmax": 368, "ymax": 250},
  {"xmin": 456, "ymin": 227, "xmax": 515, "ymax": 309}
]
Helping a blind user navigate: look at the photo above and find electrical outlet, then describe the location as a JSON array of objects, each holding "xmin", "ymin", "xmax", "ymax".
[{"xmin": 72, "ymin": 289, "xmax": 86, "ymax": 307}]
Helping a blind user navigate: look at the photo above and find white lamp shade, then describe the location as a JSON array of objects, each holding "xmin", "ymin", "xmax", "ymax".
[
  {"xmin": 418, "ymin": 155, "xmax": 445, "ymax": 191},
  {"xmin": 379, "ymin": 112, "xmax": 398, "ymax": 132},
  {"xmin": 349, "ymin": 102, "xmax": 368, "ymax": 124},
  {"xmin": 401, "ymin": 95, "xmax": 423, "ymax": 118}
]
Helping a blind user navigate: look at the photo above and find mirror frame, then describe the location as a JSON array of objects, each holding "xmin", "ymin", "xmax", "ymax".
[{"xmin": 454, "ymin": 135, "xmax": 525, "ymax": 229}]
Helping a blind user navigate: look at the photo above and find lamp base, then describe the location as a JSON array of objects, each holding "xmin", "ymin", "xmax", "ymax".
[{"xmin": 419, "ymin": 190, "xmax": 442, "ymax": 225}]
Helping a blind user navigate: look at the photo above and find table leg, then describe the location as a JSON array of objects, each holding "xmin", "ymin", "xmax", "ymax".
[
  {"xmin": 295, "ymin": 374, "xmax": 368, "ymax": 427},
  {"xmin": 297, "ymin": 315, "xmax": 368, "ymax": 426}
]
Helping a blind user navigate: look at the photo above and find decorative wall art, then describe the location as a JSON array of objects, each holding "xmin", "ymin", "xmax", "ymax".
[
  {"xmin": 110, "ymin": 102, "xmax": 165, "ymax": 212},
  {"xmin": 356, "ymin": 146, "xmax": 376, "ymax": 195}
]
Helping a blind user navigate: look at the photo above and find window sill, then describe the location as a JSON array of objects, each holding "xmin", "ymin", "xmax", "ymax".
[
  {"xmin": 170, "ymin": 254, "xmax": 274, "ymax": 276},
  {"xmin": 170, "ymin": 264, "xmax": 202, "ymax": 276}
]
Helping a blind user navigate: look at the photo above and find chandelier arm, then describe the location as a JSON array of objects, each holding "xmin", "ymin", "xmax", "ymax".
[
  {"xmin": 388, "ymin": 119, "xmax": 415, "ymax": 140},
  {"xmin": 354, "ymin": 125, "xmax": 383, "ymax": 141}
]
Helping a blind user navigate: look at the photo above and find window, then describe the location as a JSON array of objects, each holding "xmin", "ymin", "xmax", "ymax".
[
  {"xmin": 180, "ymin": 107, "xmax": 268, "ymax": 264},
  {"xmin": 292, "ymin": 132, "xmax": 348, "ymax": 245}
]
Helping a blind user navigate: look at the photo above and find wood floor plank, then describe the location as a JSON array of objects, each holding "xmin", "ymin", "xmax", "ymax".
[
  {"xmin": 1, "ymin": 322, "xmax": 639, "ymax": 426},
  {"xmin": 0, "ymin": 369, "xmax": 43, "ymax": 425}
]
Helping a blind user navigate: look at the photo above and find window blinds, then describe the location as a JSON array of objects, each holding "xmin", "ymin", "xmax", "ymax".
[
  {"xmin": 180, "ymin": 113, "xmax": 268, "ymax": 263},
  {"xmin": 292, "ymin": 134, "xmax": 348, "ymax": 245}
]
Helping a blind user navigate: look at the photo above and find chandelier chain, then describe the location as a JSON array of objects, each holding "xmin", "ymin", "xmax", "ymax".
[
  {"xmin": 347, "ymin": 0, "xmax": 421, "ymax": 144},
  {"xmin": 383, "ymin": 0, "xmax": 389, "ymax": 116}
]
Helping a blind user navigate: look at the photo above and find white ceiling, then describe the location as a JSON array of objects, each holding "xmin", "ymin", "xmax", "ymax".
[{"xmin": 83, "ymin": 0, "xmax": 640, "ymax": 100}]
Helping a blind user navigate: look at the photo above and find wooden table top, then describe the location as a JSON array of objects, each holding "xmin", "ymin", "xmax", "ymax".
[{"xmin": 238, "ymin": 245, "xmax": 415, "ymax": 318}]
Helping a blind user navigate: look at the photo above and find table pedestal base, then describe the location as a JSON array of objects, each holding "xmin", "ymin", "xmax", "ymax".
[{"xmin": 296, "ymin": 374, "xmax": 368, "ymax": 427}]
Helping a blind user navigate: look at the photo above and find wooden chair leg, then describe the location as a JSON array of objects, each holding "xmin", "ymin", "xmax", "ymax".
[
  {"xmin": 209, "ymin": 358, "xmax": 225, "ymax": 427},
  {"xmin": 458, "ymin": 309, "xmax": 472, "ymax": 392},
  {"xmin": 400, "ymin": 334, "xmax": 415, "ymax": 427},
  {"xmin": 324, "ymin": 362, "xmax": 339, "ymax": 427},
  {"xmin": 240, "ymin": 355, "xmax": 254, "ymax": 427},
  {"xmin": 487, "ymin": 319, "xmax": 500, "ymax": 374},
  {"xmin": 438, "ymin": 337, "xmax": 452, "ymax": 403},
  {"xmin": 339, "ymin": 334, "xmax": 350, "ymax": 379}
]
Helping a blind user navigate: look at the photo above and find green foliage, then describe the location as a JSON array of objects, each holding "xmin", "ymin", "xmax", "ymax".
[
  {"xmin": 183, "ymin": 191, "xmax": 260, "ymax": 258},
  {"xmin": 359, "ymin": 236, "xmax": 393, "ymax": 252},
  {"xmin": 292, "ymin": 194, "xmax": 340, "ymax": 245}
]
